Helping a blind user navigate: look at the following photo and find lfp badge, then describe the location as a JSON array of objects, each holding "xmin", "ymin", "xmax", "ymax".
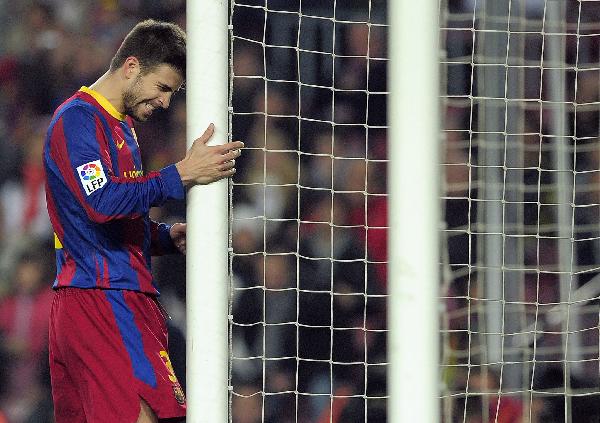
[{"xmin": 77, "ymin": 160, "xmax": 107, "ymax": 195}]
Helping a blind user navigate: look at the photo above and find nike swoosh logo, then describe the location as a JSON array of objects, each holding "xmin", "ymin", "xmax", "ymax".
[{"xmin": 116, "ymin": 136, "xmax": 125, "ymax": 150}]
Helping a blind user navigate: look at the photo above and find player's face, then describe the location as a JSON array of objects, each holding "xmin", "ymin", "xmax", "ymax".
[{"xmin": 122, "ymin": 64, "xmax": 184, "ymax": 122}]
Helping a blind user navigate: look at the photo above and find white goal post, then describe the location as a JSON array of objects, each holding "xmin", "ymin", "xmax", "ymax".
[
  {"xmin": 388, "ymin": 0, "xmax": 440, "ymax": 422},
  {"xmin": 186, "ymin": 1, "xmax": 230, "ymax": 422}
]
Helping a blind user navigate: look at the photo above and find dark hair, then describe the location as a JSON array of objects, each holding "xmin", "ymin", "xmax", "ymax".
[{"xmin": 110, "ymin": 19, "xmax": 186, "ymax": 77}]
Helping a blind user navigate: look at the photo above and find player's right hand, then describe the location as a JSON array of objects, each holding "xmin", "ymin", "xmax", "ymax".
[{"xmin": 175, "ymin": 123, "xmax": 244, "ymax": 186}]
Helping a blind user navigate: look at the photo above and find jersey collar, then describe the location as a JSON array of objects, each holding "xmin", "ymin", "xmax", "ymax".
[{"xmin": 79, "ymin": 86, "xmax": 126, "ymax": 121}]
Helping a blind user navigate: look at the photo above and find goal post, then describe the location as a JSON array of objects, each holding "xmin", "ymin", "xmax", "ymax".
[
  {"xmin": 186, "ymin": 1, "xmax": 230, "ymax": 421},
  {"xmin": 388, "ymin": 1, "xmax": 440, "ymax": 422}
]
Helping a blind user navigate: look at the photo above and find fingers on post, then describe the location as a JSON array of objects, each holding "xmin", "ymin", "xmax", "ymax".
[
  {"xmin": 200, "ymin": 123, "xmax": 215, "ymax": 144},
  {"xmin": 217, "ymin": 141, "xmax": 243, "ymax": 155},
  {"xmin": 220, "ymin": 159, "xmax": 235, "ymax": 171},
  {"xmin": 215, "ymin": 141, "xmax": 243, "ymax": 178},
  {"xmin": 222, "ymin": 149, "xmax": 240, "ymax": 162},
  {"xmin": 190, "ymin": 123, "xmax": 215, "ymax": 149}
]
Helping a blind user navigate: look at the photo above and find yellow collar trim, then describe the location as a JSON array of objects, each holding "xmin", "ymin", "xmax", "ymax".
[{"xmin": 79, "ymin": 86, "xmax": 126, "ymax": 121}]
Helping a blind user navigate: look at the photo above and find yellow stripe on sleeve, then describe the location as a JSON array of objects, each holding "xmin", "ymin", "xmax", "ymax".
[{"xmin": 54, "ymin": 233, "xmax": 63, "ymax": 249}]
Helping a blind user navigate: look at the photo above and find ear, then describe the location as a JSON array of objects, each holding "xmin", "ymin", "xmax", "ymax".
[{"xmin": 122, "ymin": 56, "xmax": 140, "ymax": 80}]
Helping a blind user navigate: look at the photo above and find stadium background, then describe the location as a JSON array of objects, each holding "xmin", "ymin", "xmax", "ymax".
[
  {"xmin": 0, "ymin": 1, "xmax": 387, "ymax": 422},
  {"xmin": 5, "ymin": 1, "xmax": 600, "ymax": 422}
]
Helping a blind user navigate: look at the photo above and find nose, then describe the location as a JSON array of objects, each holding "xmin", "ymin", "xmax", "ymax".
[{"xmin": 159, "ymin": 93, "xmax": 172, "ymax": 109}]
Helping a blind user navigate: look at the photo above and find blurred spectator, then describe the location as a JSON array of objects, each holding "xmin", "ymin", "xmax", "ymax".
[
  {"xmin": 0, "ymin": 249, "xmax": 53, "ymax": 423},
  {"xmin": 231, "ymin": 385, "xmax": 262, "ymax": 423},
  {"xmin": 530, "ymin": 365, "xmax": 600, "ymax": 423},
  {"xmin": 0, "ymin": 115, "xmax": 52, "ymax": 243},
  {"xmin": 451, "ymin": 370, "xmax": 523, "ymax": 423}
]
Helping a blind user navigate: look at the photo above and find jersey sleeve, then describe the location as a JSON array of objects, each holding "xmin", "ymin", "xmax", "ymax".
[
  {"xmin": 48, "ymin": 104, "xmax": 185, "ymax": 224},
  {"xmin": 150, "ymin": 221, "xmax": 180, "ymax": 255}
]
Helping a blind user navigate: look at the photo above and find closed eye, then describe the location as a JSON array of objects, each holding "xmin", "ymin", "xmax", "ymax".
[{"xmin": 158, "ymin": 83, "xmax": 173, "ymax": 93}]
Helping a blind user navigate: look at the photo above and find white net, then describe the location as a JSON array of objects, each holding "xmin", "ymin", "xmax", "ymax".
[
  {"xmin": 440, "ymin": 1, "xmax": 600, "ymax": 422},
  {"xmin": 228, "ymin": 1, "xmax": 388, "ymax": 422},
  {"xmin": 229, "ymin": 0, "xmax": 600, "ymax": 422}
]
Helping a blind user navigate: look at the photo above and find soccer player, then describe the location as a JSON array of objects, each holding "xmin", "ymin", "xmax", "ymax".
[{"xmin": 43, "ymin": 20, "xmax": 243, "ymax": 422}]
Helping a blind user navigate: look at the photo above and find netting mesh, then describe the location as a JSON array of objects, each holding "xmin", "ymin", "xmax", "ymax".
[
  {"xmin": 229, "ymin": 0, "xmax": 600, "ymax": 422},
  {"xmin": 440, "ymin": 1, "xmax": 600, "ymax": 422},
  {"xmin": 229, "ymin": 1, "xmax": 388, "ymax": 422}
]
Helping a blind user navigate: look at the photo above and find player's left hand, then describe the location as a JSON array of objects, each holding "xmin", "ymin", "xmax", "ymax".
[{"xmin": 170, "ymin": 222, "xmax": 187, "ymax": 254}]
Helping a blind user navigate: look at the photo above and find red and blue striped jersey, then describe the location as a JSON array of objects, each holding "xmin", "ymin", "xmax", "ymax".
[{"xmin": 44, "ymin": 87, "xmax": 185, "ymax": 295}]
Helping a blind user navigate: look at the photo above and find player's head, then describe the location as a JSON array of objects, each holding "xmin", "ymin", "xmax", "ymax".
[{"xmin": 110, "ymin": 19, "xmax": 186, "ymax": 121}]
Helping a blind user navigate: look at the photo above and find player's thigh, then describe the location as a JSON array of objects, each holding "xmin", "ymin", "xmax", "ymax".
[{"xmin": 137, "ymin": 399, "xmax": 158, "ymax": 423}]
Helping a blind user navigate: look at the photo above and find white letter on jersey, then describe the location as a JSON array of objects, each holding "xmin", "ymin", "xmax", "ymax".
[{"xmin": 77, "ymin": 160, "xmax": 107, "ymax": 196}]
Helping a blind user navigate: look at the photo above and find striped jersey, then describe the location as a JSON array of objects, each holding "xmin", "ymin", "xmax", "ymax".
[{"xmin": 44, "ymin": 87, "xmax": 185, "ymax": 295}]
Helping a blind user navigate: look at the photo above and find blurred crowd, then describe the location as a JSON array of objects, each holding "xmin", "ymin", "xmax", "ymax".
[
  {"xmin": 3, "ymin": 0, "xmax": 600, "ymax": 422},
  {"xmin": 0, "ymin": 2, "xmax": 189, "ymax": 422},
  {"xmin": 442, "ymin": 1, "xmax": 600, "ymax": 422},
  {"xmin": 228, "ymin": 1, "xmax": 388, "ymax": 422},
  {"xmin": 0, "ymin": 0, "xmax": 390, "ymax": 422}
]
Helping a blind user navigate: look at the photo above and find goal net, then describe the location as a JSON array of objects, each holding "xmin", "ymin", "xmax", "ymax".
[
  {"xmin": 440, "ymin": 1, "xmax": 600, "ymax": 422},
  {"xmin": 228, "ymin": 1, "xmax": 387, "ymax": 421},
  {"xmin": 227, "ymin": 0, "xmax": 600, "ymax": 422}
]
